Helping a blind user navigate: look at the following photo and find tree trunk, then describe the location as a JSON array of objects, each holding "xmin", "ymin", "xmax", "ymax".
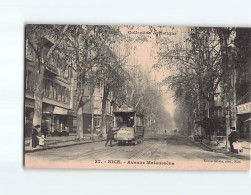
[
  {"xmin": 100, "ymin": 86, "xmax": 109, "ymax": 138},
  {"xmin": 30, "ymin": 65, "xmax": 45, "ymax": 146},
  {"xmin": 76, "ymin": 106, "xmax": 83, "ymax": 139},
  {"xmin": 224, "ymin": 106, "xmax": 231, "ymax": 151},
  {"xmin": 231, "ymin": 63, "xmax": 237, "ymax": 130},
  {"xmin": 33, "ymin": 92, "xmax": 43, "ymax": 131},
  {"xmin": 75, "ymin": 86, "xmax": 94, "ymax": 140},
  {"xmin": 208, "ymin": 92, "xmax": 215, "ymax": 142}
]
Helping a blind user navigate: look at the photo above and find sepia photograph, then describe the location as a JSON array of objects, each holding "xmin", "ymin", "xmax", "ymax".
[{"xmin": 24, "ymin": 24, "xmax": 251, "ymax": 170}]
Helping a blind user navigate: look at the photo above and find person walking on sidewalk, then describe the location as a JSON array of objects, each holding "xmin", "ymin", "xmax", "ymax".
[
  {"xmin": 32, "ymin": 125, "xmax": 40, "ymax": 148},
  {"xmin": 105, "ymin": 126, "xmax": 116, "ymax": 147},
  {"xmin": 228, "ymin": 127, "xmax": 239, "ymax": 152}
]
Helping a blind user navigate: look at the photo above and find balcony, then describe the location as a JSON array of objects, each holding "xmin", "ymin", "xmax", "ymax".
[{"xmin": 45, "ymin": 64, "xmax": 59, "ymax": 76}]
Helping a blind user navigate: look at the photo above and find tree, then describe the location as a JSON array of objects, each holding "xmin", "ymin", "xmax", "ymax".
[
  {"xmin": 95, "ymin": 44, "xmax": 127, "ymax": 137},
  {"xmin": 154, "ymin": 27, "xmax": 232, "ymax": 138},
  {"xmin": 216, "ymin": 28, "xmax": 239, "ymax": 148},
  {"xmin": 61, "ymin": 25, "xmax": 123, "ymax": 139}
]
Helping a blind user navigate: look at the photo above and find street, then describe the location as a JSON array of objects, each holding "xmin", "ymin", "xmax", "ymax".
[{"xmin": 25, "ymin": 134, "xmax": 250, "ymax": 170}]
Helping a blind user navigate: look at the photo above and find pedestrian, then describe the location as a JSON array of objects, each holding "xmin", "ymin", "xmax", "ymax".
[
  {"xmin": 105, "ymin": 126, "xmax": 115, "ymax": 147},
  {"xmin": 228, "ymin": 127, "xmax": 239, "ymax": 152},
  {"xmin": 32, "ymin": 125, "xmax": 40, "ymax": 148}
]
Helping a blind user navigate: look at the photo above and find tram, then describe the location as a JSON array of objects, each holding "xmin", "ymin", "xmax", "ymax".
[{"xmin": 113, "ymin": 104, "xmax": 144, "ymax": 145}]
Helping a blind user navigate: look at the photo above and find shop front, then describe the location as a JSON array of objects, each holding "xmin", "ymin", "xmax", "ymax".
[
  {"xmin": 24, "ymin": 99, "xmax": 34, "ymax": 137},
  {"xmin": 237, "ymin": 102, "xmax": 251, "ymax": 139},
  {"xmin": 82, "ymin": 114, "xmax": 102, "ymax": 136},
  {"xmin": 51, "ymin": 106, "xmax": 73, "ymax": 135},
  {"xmin": 42, "ymin": 104, "xmax": 74, "ymax": 136}
]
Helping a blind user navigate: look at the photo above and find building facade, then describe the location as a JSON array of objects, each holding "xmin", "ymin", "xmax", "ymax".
[
  {"xmin": 80, "ymin": 84, "xmax": 116, "ymax": 136},
  {"xmin": 24, "ymin": 37, "xmax": 76, "ymax": 137},
  {"xmin": 235, "ymin": 28, "xmax": 251, "ymax": 139}
]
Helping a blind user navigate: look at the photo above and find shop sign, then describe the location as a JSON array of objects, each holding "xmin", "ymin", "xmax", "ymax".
[
  {"xmin": 237, "ymin": 102, "xmax": 251, "ymax": 114},
  {"xmin": 53, "ymin": 106, "xmax": 68, "ymax": 115}
]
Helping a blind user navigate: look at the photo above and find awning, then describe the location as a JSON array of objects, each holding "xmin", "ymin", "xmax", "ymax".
[{"xmin": 53, "ymin": 106, "xmax": 68, "ymax": 115}]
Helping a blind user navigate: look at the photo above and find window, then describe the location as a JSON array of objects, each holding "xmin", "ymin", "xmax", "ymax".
[
  {"xmin": 53, "ymin": 83, "xmax": 57, "ymax": 100},
  {"xmin": 93, "ymin": 100, "xmax": 101, "ymax": 109},
  {"xmin": 64, "ymin": 87, "xmax": 67, "ymax": 102},
  {"xmin": 65, "ymin": 88, "xmax": 70, "ymax": 103},
  {"xmin": 25, "ymin": 71, "xmax": 28, "ymax": 90},
  {"xmin": 62, "ymin": 87, "xmax": 66, "ymax": 102},
  {"xmin": 136, "ymin": 116, "xmax": 143, "ymax": 126},
  {"xmin": 49, "ymin": 81, "xmax": 53, "ymax": 99},
  {"xmin": 94, "ymin": 117, "xmax": 101, "ymax": 132},
  {"xmin": 94, "ymin": 118, "xmax": 100, "ymax": 127},
  {"xmin": 26, "ymin": 70, "xmax": 35, "ymax": 91},
  {"xmin": 43, "ymin": 81, "xmax": 45, "ymax": 94},
  {"xmin": 44, "ymin": 80, "xmax": 50, "ymax": 98},
  {"xmin": 57, "ymin": 84, "xmax": 61, "ymax": 101},
  {"xmin": 44, "ymin": 81, "xmax": 47, "ymax": 97},
  {"xmin": 25, "ymin": 70, "xmax": 29, "ymax": 90},
  {"xmin": 106, "ymin": 101, "xmax": 110, "ymax": 113},
  {"xmin": 63, "ymin": 67, "xmax": 69, "ymax": 80},
  {"xmin": 27, "ymin": 42, "xmax": 34, "ymax": 61}
]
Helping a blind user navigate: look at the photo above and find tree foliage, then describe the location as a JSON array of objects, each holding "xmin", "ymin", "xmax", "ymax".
[{"xmin": 154, "ymin": 27, "xmax": 237, "ymax": 137}]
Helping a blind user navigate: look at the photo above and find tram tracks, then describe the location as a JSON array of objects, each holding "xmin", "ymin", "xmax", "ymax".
[
  {"xmin": 75, "ymin": 145, "xmax": 123, "ymax": 160},
  {"xmin": 128, "ymin": 141, "xmax": 160, "ymax": 159}
]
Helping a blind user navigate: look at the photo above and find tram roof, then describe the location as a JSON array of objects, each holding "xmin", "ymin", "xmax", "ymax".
[
  {"xmin": 113, "ymin": 104, "xmax": 135, "ymax": 113},
  {"xmin": 113, "ymin": 109, "xmax": 135, "ymax": 114},
  {"xmin": 113, "ymin": 104, "xmax": 143, "ymax": 117}
]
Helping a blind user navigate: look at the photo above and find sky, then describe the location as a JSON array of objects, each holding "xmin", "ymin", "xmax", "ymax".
[{"xmin": 120, "ymin": 25, "xmax": 188, "ymax": 118}]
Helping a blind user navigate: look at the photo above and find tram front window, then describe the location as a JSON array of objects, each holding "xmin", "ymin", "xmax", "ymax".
[
  {"xmin": 127, "ymin": 116, "xmax": 134, "ymax": 127},
  {"xmin": 116, "ymin": 114, "xmax": 134, "ymax": 128}
]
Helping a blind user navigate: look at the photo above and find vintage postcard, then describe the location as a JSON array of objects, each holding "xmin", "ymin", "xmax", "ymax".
[{"xmin": 24, "ymin": 24, "xmax": 250, "ymax": 170}]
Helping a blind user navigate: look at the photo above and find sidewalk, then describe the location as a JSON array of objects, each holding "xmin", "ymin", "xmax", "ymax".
[
  {"xmin": 187, "ymin": 136, "xmax": 251, "ymax": 158},
  {"xmin": 25, "ymin": 134, "xmax": 105, "ymax": 153}
]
